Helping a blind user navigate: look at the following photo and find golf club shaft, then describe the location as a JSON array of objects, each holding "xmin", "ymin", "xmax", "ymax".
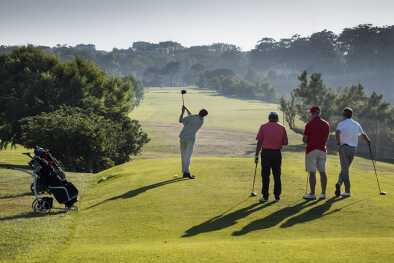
[
  {"xmin": 182, "ymin": 94, "xmax": 185, "ymax": 107},
  {"xmin": 305, "ymin": 174, "xmax": 309, "ymax": 195},
  {"xmin": 251, "ymin": 163, "xmax": 257, "ymax": 194},
  {"xmin": 368, "ymin": 143, "xmax": 383, "ymax": 193}
]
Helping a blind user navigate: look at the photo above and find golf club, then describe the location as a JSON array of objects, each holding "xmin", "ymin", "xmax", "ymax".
[
  {"xmin": 368, "ymin": 142, "xmax": 387, "ymax": 195},
  {"xmin": 305, "ymin": 174, "xmax": 309, "ymax": 195},
  {"xmin": 250, "ymin": 163, "xmax": 258, "ymax": 197},
  {"xmin": 181, "ymin": 89, "xmax": 187, "ymax": 107}
]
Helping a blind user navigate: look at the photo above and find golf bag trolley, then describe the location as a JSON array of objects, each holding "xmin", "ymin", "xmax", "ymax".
[{"xmin": 25, "ymin": 146, "xmax": 79, "ymax": 213}]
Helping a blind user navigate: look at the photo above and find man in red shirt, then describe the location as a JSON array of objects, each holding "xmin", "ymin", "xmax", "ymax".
[
  {"xmin": 303, "ymin": 106, "xmax": 330, "ymax": 200},
  {"xmin": 255, "ymin": 112, "xmax": 288, "ymax": 202}
]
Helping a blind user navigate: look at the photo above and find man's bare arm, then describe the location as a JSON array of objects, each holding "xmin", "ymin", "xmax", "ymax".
[
  {"xmin": 283, "ymin": 128, "xmax": 289, "ymax": 146},
  {"xmin": 255, "ymin": 140, "xmax": 263, "ymax": 163},
  {"xmin": 362, "ymin": 132, "xmax": 371, "ymax": 144},
  {"xmin": 184, "ymin": 106, "xmax": 192, "ymax": 116}
]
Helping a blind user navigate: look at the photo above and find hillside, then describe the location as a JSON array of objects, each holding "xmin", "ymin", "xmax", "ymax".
[{"xmin": 1, "ymin": 89, "xmax": 393, "ymax": 263}]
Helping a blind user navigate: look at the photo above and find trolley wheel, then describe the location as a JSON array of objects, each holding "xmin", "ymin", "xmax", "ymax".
[{"xmin": 32, "ymin": 198, "xmax": 52, "ymax": 214}]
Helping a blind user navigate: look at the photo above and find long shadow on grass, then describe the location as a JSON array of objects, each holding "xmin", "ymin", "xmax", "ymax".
[
  {"xmin": 0, "ymin": 210, "xmax": 67, "ymax": 222},
  {"xmin": 182, "ymin": 201, "xmax": 275, "ymax": 237},
  {"xmin": 0, "ymin": 163, "xmax": 31, "ymax": 170},
  {"xmin": 232, "ymin": 199, "xmax": 319, "ymax": 236},
  {"xmin": 0, "ymin": 192, "xmax": 31, "ymax": 199},
  {"xmin": 280, "ymin": 197, "xmax": 362, "ymax": 228},
  {"xmin": 86, "ymin": 178, "xmax": 187, "ymax": 210}
]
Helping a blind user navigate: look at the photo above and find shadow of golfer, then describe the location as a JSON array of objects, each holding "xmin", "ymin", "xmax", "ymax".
[
  {"xmin": 0, "ymin": 192, "xmax": 32, "ymax": 199},
  {"xmin": 280, "ymin": 197, "xmax": 361, "ymax": 228},
  {"xmin": 0, "ymin": 210, "xmax": 67, "ymax": 222},
  {"xmin": 232, "ymin": 199, "xmax": 318, "ymax": 236},
  {"xmin": 183, "ymin": 201, "xmax": 275, "ymax": 237},
  {"xmin": 0, "ymin": 163, "xmax": 31, "ymax": 170},
  {"xmin": 86, "ymin": 177, "xmax": 187, "ymax": 210}
]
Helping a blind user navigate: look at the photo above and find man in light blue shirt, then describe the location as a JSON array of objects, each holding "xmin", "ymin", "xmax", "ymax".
[{"xmin": 179, "ymin": 106, "xmax": 208, "ymax": 179}]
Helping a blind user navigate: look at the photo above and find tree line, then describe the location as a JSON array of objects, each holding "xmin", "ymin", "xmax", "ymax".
[
  {"xmin": 0, "ymin": 47, "xmax": 149, "ymax": 172},
  {"xmin": 1, "ymin": 24, "xmax": 393, "ymax": 102},
  {"xmin": 197, "ymin": 68, "xmax": 276, "ymax": 101},
  {"xmin": 280, "ymin": 71, "xmax": 394, "ymax": 161}
]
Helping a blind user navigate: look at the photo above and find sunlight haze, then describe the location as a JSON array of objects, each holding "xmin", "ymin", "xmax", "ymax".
[{"xmin": 1, "ymin": 0, "xmax": 393, "ymax": 50}]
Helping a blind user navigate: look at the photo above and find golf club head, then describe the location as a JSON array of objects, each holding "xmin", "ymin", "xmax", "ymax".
[
  {"xmin": 181, "ymin": 90, "xmax": 187, "ymax": 94},
  {"xmin": 380, "ymin": 191, "xmax": 387, "ymax": 195},
  {"xmin": 250, "ymin": 192, "xmax": 257, "ymax": 197}
]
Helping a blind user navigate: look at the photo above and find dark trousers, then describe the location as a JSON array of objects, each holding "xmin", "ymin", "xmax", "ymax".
[{"xmin": 261, "ymin": 149, "xmax": 282, "ymax": 199}]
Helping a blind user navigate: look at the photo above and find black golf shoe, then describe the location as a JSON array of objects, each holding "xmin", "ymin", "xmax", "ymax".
[
  {"xmin": 183, "ymin": 173, "xmax": 195, "ymax": 179},
  {"xmin": 335, "ymin": 183, "xmax": 341, "ymax": 197}
]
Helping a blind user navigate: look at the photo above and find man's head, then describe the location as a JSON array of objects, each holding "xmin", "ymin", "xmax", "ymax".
[
  {"xmin": 309, "ymin": 106, "xmax": 321, "ymax": 118},
  {"xmin": 268, "ymin": 112, "xmax": 279, "ymax": 122},
  {"xmin": 343, "ymin": 107, "xmax": 353, "ymax": 119},
  {"xmin": 199, "ymin": 109, "xmax": 208, "ymax": 118}
]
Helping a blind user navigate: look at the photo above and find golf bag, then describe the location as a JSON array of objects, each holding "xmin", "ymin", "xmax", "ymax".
[{"xmin": 29, "ymin": 146, "xmax": 78, "ymax": 212}]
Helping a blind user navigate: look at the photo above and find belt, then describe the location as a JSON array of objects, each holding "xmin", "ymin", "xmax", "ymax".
[{"xmin": 341, "ymin": 144, "xmax": 355, "ymax": 148}]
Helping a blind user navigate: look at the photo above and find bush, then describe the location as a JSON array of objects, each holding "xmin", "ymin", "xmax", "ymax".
[
  {"xmin": 0, "ymin": 46, "xmax": 149, "ymax": 172},
  {"xmin": 0, "ymin": 46, "xmax": 141, "ymax": 148},
  {"xmin": 19, "ymin": 107, "xmax": 149, "ymax": 172}
]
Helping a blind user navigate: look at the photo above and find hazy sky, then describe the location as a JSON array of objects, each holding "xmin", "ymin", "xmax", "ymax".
[{"xmin": 1, "ymin": 0, "xmax": 393, "ymax": 51}]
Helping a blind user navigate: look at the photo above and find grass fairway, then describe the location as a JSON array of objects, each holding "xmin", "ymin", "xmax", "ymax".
[
  {"xmin": 131, "ymin": 88, "xmax": 302, "ymax": 157},
  {"xmin": 1, "ymin": 88, "xmax": 394, "ymax": 262}
]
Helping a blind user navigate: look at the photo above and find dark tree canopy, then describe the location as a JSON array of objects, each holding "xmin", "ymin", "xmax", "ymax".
[
  {"xmin": 0, "ymin": 46, "xmax": 142, "ymax": 148},
  {"xmin": 0, "ymin": 47, "xmax": 149, "ymax": 172}
]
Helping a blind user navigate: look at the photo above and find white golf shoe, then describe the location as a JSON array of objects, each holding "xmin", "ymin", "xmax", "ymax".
[
  {"xmin": 319, "ymin": 193, "xmax": 326, "ymax": 200},
  {"xmin": 303, "ymin": 193, "xmax": 316, "ymax": 200},
  {"xmin": 341, "ymin": 192, "xmax": 351, "ymax": 198},
  {"xmin": 259, "ymin": 196, "xmax": 268, "ymax": 203}
]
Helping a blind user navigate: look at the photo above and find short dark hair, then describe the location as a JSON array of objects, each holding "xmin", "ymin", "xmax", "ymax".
[
  {"xmin": 343, "ymin": 107, "xmax": 353, "ymax": 118},
  {"xmin": 199, "ymin": 109, "xmax": 208, "ymax": 117},
  {"xmin": 269, "ymin": 112, "xmax": 279, "ymax": 122}
]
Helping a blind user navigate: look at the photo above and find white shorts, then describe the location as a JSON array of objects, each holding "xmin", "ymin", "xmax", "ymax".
[{"xmin": 305, "ymin": 150, "xmax": 326, "ymax": 173}]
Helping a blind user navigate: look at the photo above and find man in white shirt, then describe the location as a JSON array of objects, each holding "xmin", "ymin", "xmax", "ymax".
[
  {"xmin": 179, "ymin": 106, "xmax": 208, "ymax": 179},
  {"xmin": 335, "ymin": 107, "xmax": 370, "ymax": 197}
]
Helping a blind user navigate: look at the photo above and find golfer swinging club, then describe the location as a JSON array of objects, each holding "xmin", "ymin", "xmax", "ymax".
[{"xmin": 179, "ymin": 105, "xmax": 208, "ymax": 179}]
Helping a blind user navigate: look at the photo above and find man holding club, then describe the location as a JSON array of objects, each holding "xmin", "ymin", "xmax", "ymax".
[
  {"xmin": 255, "ymin": 112, "xmax": 288, "ymax": 202},
  {"xmin": 179, "ymin": 96, "xmax": 208, "ymax": 179},
  {"xmin": 303, "ymin": 106, "xmax": 330, "ymax": 200},
  {"xmin": 335, "ymin": 107, "xmax": 370, "ymax": 197}
]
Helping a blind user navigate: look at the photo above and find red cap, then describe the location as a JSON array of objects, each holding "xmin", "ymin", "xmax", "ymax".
[{"xmin": 309, "ymin": 106, "xmax": 320, "ymax": 114}]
